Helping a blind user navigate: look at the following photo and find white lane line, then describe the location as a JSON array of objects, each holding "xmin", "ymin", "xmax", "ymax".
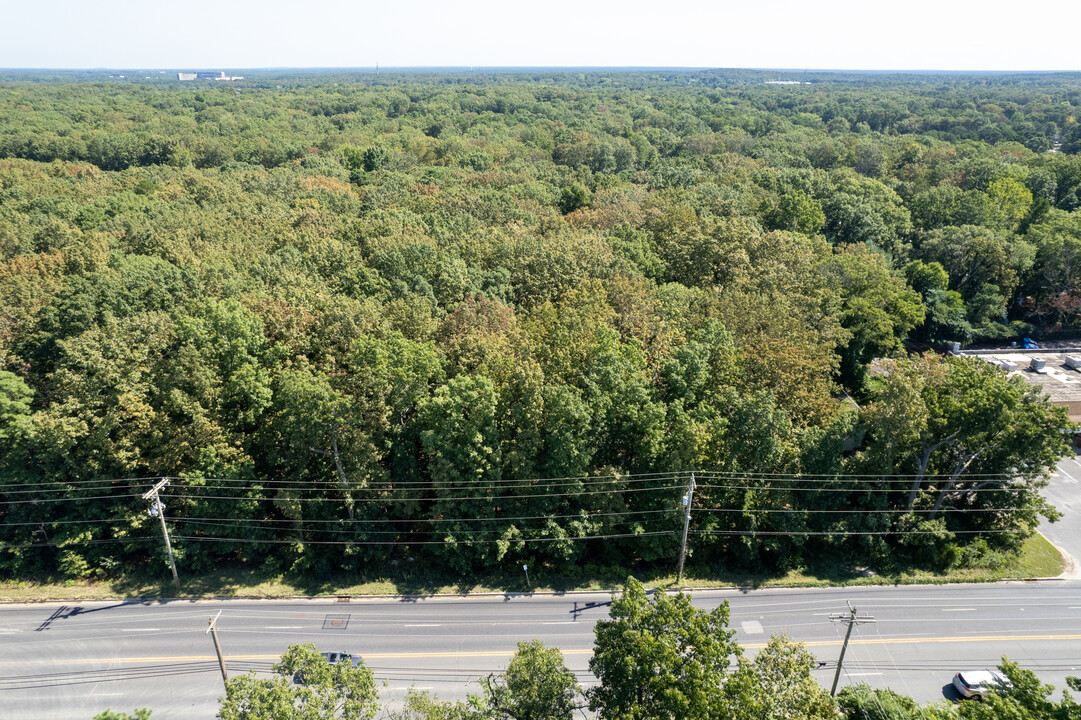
[
  {"xmin": 403, "ymin": 624, "xmax": 441, "ymax": 627},
  {"xmin": 390, "ymin": 686, "xmax": 433, "ymax": 691},
  {"xmin": 91, "ymin": 693, "xmax": 125, "ymax": 697},
  {"xmin": 941, "ymin": 608, "xmax": 976, "ymax": 612},
  {"xmin": 542, "ymin": 621, "xmax": 577, "ymax": 625},
  {"xmin": 266, "ymin": 626, "xmax": 303, "ymax": 629},
  {"xmin": 845, "ymin": 672, "xmax": 883, "ymax": 677},
  {"xmin": 121, "ymin": 628, "xmax": 161, "ymax": 632},
  {"xmin": 1059, "ymin": 465, "xmax": 1079, "ymax": 483}
]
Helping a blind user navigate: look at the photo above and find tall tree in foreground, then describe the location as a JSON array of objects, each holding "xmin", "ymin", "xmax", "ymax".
[
  {"xmin": 588, "ymin": 577, "xmax": 741, "ymax": 720},
  {"xmin": 218, "ymin": 643, "xmax": 378, "ymax": 720},
  {"xmin": 483, "ymin": 640, "xmax": 582, "ymax": 720},
  {"xmin": 728, "ymin": 633, "xmax": 837, "ymax": 720}
]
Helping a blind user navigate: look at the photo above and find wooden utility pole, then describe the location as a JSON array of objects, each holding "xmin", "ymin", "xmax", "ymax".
[
  {"xmin": 828, "ymin": 600, "xmax": 876, "ymax": 696},
  {"xmin": 206, "ymin": 610, "xmax": 228, "ymax": 684},
  {"xmin": 676, "ymin": 472, "xmax": 696, "ymax": 583},
  {"xmin": 142, "ymin": 477, "xmax": 179, "ymax": 590}
]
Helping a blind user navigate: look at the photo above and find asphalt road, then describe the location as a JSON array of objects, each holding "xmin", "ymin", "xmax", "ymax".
[
  {"xmin": 1041, "ymin": 453, "xmax": 1081, "ymax": 577},
  {"xmin": 3, "ymin": 582, "xmax": 1081, "ymax": 719}
]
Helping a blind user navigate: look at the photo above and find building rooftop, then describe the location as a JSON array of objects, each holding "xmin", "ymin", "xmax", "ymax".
[{"xmin": 962, "ymin": 345, "xmax": 1081, "ymax": 419}]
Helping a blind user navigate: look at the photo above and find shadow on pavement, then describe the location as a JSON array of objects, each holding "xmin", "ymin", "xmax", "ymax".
[{"xmin": 35, "ymin": 599, "xmax": 149, "ymax": 631}]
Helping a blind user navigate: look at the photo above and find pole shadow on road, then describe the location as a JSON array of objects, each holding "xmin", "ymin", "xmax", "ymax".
[{"xmin": 35, "ymin": 600, "xmax": 148, "ymax": 631}]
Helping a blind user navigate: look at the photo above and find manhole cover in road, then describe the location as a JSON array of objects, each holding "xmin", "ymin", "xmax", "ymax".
[
  {"xmin": 322, "ymin": 614, "xmax": 351, "ymax": 630},
  {"xmin": 740, "ymin": 620, "xmax": 764, "ymax": 634}
]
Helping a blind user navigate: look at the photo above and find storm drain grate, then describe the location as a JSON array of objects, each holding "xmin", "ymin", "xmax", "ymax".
[{"xmin": 322, "ymin": 614, "xmax": 350, "ymax": 630}]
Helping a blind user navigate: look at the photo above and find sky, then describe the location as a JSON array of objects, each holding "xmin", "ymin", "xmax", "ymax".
[{"xmin": 2, "ymin": 0, "xmax": 1079, "ymax": 72}]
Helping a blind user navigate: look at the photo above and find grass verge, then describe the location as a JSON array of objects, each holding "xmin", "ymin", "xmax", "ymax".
[{"xmin": 0, "ymin": 533, "xmax": 1066, "ymax": 603}]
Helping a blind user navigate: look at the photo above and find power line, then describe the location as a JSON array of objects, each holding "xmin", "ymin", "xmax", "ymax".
[
  {"xmin": 177, "ymin": 517, "xmax": 676, "ymax": 536},
  {"xmin": 5, "ymin": 523, "xmax": 1030, "ymax": 551},
  {"xmin": 173, "ymin": 531, "xmax": 676, "ymax": 546},
  {"xmin": 0, "ymin": 470, "xmax": 686, "ymax": 490},
  {"xmin": 0, "ymin": 467, "xmax": 1025, "ymax": 492},
  {"xmin": 694, "ymin": 506, "xmax": 1023, "ymax": 514},
  {"xmin": 0, "ymin": 508, "xmax": 676, "ymax": 527},
  {"xmin": 694, "ymin": 483, "xmax": 1024, "ymax": 493},
  {"xmin": 691, "ymin": 528, "xmax": 1026, "ymax": 537},
  {"xmin": 1, "ymin": 480, "xmax": 1027, "ymax": 507}
]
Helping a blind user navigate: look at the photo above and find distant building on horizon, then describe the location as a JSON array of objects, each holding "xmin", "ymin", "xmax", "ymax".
[{"xmin": 177, "ymin": 71, "xmax": 244, "ymax": 81}]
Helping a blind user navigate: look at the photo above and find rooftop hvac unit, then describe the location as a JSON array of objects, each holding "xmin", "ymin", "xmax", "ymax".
[
  {"xmin": 1000, "ymin": 360, "xmax": 1018, "ymax": 372},
  {"xmin": 1030, "ymin": 358, "xmax": 1047, "ymax": 372},
  {"xmin": 1065, "ymin": 355, "xmax": 1081, "ymax": 370}
]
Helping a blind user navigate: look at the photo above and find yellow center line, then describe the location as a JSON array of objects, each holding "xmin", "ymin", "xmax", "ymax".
[{"xmin": 3, "ymin": 632, "xmax": 1081, "ymax": 665}]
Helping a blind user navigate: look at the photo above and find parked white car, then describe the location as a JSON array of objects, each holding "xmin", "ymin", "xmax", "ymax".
[{"xmin": 953, "ymin": 670, "xmax": 1012, "ymax": 699}]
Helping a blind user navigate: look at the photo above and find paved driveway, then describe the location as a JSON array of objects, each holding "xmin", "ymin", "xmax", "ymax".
[{"xmin": 1039, "ymin": 453, "xmax": 1081, "ymax": 577}]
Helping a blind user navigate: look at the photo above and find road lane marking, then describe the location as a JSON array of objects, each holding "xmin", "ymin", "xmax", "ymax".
[
  {"xmin": 265, "ymin": 626, "xmax": 303, "ymax": 629},
  {"xmin": 404, "ymin": 624, "xmax": 441, "ymax": 627},
  {"xmin": 10, "ymin": 631, "xmax": 1081, "ymax": 667},
  {"xmin": 741, "ymin": 621, "xmax": 764, "ymax": 634},
  {"xmin": 844, "ymin": 673, "xmax": 883, "ymax": 677},
  {"xmin": 542, "ymin": 621, "xmax": 577, "ymax": 625},
  {"xmin": 121, "ymin": 629, "xmax": 161, "ymax": 632},
  {"xmin": 941, "ymin": 608, "xmax": 976, "ymax": 612}
]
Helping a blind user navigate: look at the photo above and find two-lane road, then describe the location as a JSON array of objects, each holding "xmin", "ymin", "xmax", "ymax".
[{"xmin": 3, "ymin": 582, "xmax": 1081, "ymax": 719}]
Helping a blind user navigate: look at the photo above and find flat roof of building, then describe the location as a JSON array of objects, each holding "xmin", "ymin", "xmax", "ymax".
[{"xmin": 963, "ymin": 345, "xmax": 1081, "ymax": 407}]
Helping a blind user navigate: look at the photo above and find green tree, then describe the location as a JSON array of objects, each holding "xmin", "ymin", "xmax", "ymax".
[
  {"xmin": 819, "ymin": 244, "xmax": 925, "ymax": 390},
  {"xmin": 0, "ymin": 370, "xmax": 33, "ymax": 445},
  {"xmin": 589, "ymin": 577, "xmax": 741, "ymax": 720},
  {"xmin": 218, "ymin": 643, "xmax": 378, "ymax": 720},
  {"xmin": 915, "ymin": 225, "xmax": 1027, "ymax": 327},
  {"xmin": 93, "ymin": 711, "xmax": 152, "ymax": 720},
  {"xmin": 361, "ymin": 145, "xmax": 389, "ymax": 172},
  {"xmin": 856, "ymin": 355, "xmax": 1070, "ymax": 556},
  {"xmin": 728, "ymin": 634, "xmax": 836, "ymax": 720},
  {"xmin": 763, "ymin": 190, "xmax": 826, "ymax": 235},
  {"xmin": 986, "ymin": 177, "xmax": 1033, "ymax": 226},
  {"xmin": 955, "ymin": 658, "xmax": 1078, "ymax": 720},
  {"xmin": 836, "ymin": 684, "xmax": 946, "ymax": 720},
  {"xmin": 903, "ymin": 260, "xmax": 972, "ymax": 344},
  {"xmin": 484, "ymin": 640, "xmax": 582, "ymax": 720},
  {"xmin": 559, "ymin": 183, "xmax": 592, "ymax": 214},
  {"xmin": 384, "ymin": 690, "xmax": 487, "ymax": 720},
  {"xmin": 1023, "ymin": 210, "xmax": 1081, "ymax": 324},
  {"xmin": 821, "ymin": 172, "xmax": 912, "ymax": 257}
]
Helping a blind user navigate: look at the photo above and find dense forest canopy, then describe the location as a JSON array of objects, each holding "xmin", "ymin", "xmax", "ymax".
[{"xmin": 0, "ymin": 70, "xmax": 1078, "ymax": 582}]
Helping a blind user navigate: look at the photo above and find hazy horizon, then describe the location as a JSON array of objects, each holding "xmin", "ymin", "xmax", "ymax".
[
  {"xmin": 3, "ymin": 66, "xmax": 1079, "ymax": 75},
  {"xmin": 3, "ymin": 0, "xmax": 1078, "ymax": 73}
]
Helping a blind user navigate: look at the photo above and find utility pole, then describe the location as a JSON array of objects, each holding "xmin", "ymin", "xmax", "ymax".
[
  {"xmin": 828, "ymin": 600, "xmax": 876, "ymax": 696},
  {"xmin": 142, "ymin": 477, "xmax": 179, "ymax": 590},
  {"xmin": 676, "ymin": 472, "xmax": 696, "ymax": 583},
  {"xmin": 206, "ymin": 610, "xmax": 228, "ymax": 685}
]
